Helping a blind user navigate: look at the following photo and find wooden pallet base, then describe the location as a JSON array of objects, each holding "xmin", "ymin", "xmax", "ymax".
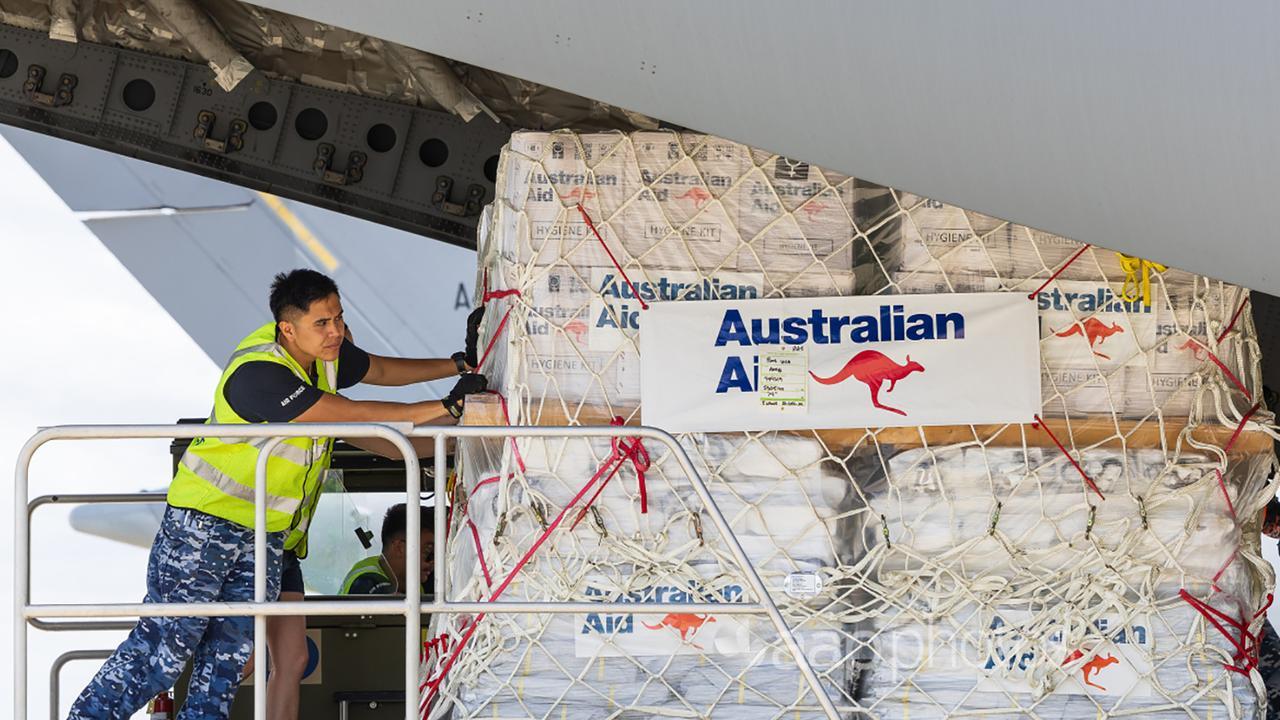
[{"xmin": 461, "ymin": 395, "xmax": 1271, "ymax": 454}]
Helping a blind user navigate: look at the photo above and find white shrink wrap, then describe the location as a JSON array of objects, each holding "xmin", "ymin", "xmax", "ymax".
[
  {"xmin": 438, "ymin": 429, "xmax": 859, "ymax": 718},
  {"xmin": 845, "ymin": 445, "xmax": 1272, "ymax": 719},
  {"xmin": 429, "ymin": 129, "xmax": 1273, "ymax": 720},
  {"xmin": 889, "ymin": 271, "xmax": 1256, "ymax": 419},
  {"xmin": 478, "ymin": 130, "xmax": 879, "ymax": 409},
  {"xmin": 857, "ymin": 602, "xmax": 1259, "ymax": 720}
]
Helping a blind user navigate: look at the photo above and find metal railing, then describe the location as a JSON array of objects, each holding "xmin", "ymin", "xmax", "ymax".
[
  {"xmin": 27, "ymin": 493, "xmax": 167, "ymax": 636},
  {"xmin": 48, "ymin": 650, "xmax": 114, "ymax": 720},
  {"xmin": 15, "ymin": 423, "xmax": 839, "ymax": 720}
]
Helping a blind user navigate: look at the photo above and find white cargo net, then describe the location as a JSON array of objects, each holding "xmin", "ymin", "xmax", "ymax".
[{"xmin": 422, "ymin": 130, "xmax": 1279, "ymax": 719}]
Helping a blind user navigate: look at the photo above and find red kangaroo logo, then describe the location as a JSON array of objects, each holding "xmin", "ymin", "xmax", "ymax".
[
  {"xmin": 676, "ymin": 187, "xmax": 713, "ymax": 208},
  {"xmin": 563, "ymin": 187, "xmax": 596, "ymax": 203},
  {"xmin": 809, "ymin": 350, "xmax": 925, "ymax": 417},
  {"xmin": 564, "ymin": 318, "xmax": 588, "ymax": 343},
  {"xmin": 1053, "ymin": 317, "xmax": 1125, "ymax": 360},
  {"xmin": 643, "ymin": 613, "xmax": 716, "ymax": 649},
  {"xmin": 1063, "ymin": 650, "xmax": 1120, "ymax": 691},
  {"xmin": 800, "ymin": 200, "xmax": 828, "ymax": 220},
  {"xmin": 1177, "ymin": 337, "xmax": 1207, "ymax": 360}
]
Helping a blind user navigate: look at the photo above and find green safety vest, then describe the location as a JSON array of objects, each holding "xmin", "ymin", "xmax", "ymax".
[
  {"xmin": 340, "ymin": 555, "xmax": 392, "ymax": 594},
  {"xmin": 168, "ymin": 322, "xmax": 337, "ymax": 556}
]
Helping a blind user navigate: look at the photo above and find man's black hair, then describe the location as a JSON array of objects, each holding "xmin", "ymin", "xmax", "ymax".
[
  {"xmin": 381, "ymin": 503, "xmax": 434, "ymax": 548},
  {"xmin": 269, "ymin": 269, "xmax": 340, "ymax": 321}
]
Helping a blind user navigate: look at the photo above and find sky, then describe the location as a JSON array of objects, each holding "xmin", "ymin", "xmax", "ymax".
[{"xmin": 0, "ymin": 135, "xmax": 220, "ymax": 719}]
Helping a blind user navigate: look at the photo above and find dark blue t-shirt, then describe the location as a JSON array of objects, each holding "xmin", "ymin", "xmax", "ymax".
[{"xmin": 222, "ymin": 339, "xmax": 370, "ymax": 422}]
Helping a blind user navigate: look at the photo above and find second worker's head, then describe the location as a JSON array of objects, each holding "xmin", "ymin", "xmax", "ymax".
[{"xmin": 381, "ymin": 503, "xmax": 435, "ymax": 585}]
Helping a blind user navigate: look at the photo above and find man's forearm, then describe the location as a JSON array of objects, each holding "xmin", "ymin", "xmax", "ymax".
[
  {"xmin": 372, "ymin": 398, "xmax": 454, "ymax": 426},
  {"xmin": 295, "ymin": 394, "xmax": 455, "ymax": 426},
  {"xmin": 342, "ymin": 435, "xmax": 450, "ymax": 460},
  {"xmin": 367, "ymin": 356, "xmax": 459, "ymax": 386}
]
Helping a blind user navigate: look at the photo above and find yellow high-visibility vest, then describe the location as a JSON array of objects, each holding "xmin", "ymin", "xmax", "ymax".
[
  {"xmin": 167, "ymin": 322, "xmax": 336, "ymax": 556},
  {"xmin": 340, "ymin": 555, "xmax": 392, "ymax": 594}
]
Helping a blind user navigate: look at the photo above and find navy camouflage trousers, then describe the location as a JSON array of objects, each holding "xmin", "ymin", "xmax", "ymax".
[{"xmin": 67, "ymin": 505, "xmax": 284, "ymax": 720}]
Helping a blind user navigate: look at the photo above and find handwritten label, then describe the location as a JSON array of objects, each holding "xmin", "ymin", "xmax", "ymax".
[{"xmin": 760, "ymin": 346, "xmax": 808, "ymax": 412}]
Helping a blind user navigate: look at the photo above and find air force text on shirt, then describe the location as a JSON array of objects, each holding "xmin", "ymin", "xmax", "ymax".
[{"xmin": 280, "ymin": 384, "xmax": 308, "ymax": 407}]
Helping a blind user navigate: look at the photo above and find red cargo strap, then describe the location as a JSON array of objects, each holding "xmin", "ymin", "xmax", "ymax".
[
  {"xmin": 424, "ymin": 434, "xmax": 654, "ymax": 704},
  {"xmin": 454, "ymin": 390, "xmax": 532, "ymax": 595},
  {"xmin": 1182, "ymin": 337, "xmax": 1252, "ymax": 400},
  {"xmin": 571, "ymin": 417, "xmax": 651, "ymax": 530},
  {"xmin": 1032, "ymin": 415, "xmax": 1104, "ymax": 500},
  {"xmin": 1206, "ymin": 402, "xmax": 1261, "ymax": 591},
  {"xmin": 1179, "ymin": 590, "xmax": 1272, "ymax": 675},
  {"xmin": 1214, "ymin": 469, "xmax": 1237, "ymax": 521},
  {"xmin": 1224, "ymin": 402, "xmax": 1261, "ymax": 453},
  {"xmin": 1027, "ymin": 244, "xmax": 1092, "ymax": 300},
  {"xmin": 485, "ymin": 390, "xmax": 527, "ymax": 474},
  {"xmin": 1211, "ymin": 544, "xmax": 1240, "ymax": 594},
  {"xmin": 466, "ymin": 518, "xmax": 492, "ymax": 589},
  {"xmin": 1217, "ymin": 295, "xmax": 1251, "ymax": 343},
  {"xmin": 472, "ymin": 269, "xmax": 522, "ymax": 373},
  {"xmin": 422, "ymin": 632, "xmax": 450, "ymax": 663},
  {"xmin": 450, "ymin": 475, "xmax": 504, "ymax": 597},
  {"xmin": 482, "ymin": 289, "xmax": 521, "ymax": 303},
  {"xmin": 418, "ymin": 632, "xmax": 453, "ymax": 710},
  {"xmin": 474, "ymin": 302, "xmax": 517, "ymax": 373},
  {"xmin": 577, "ymin": 204, "xmax": 648, "ymax": 310}
]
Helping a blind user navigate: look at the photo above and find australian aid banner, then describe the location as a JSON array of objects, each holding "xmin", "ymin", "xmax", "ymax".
[{"xmin": 640, "ymin": 293, "xmax": 1040, "ymax": 432}]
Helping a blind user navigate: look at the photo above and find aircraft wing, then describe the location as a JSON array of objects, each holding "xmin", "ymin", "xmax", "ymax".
[
  {"xmin": 67, "ymin": 501, "xmax": 166, "ymax": 550},
  {"xmin": 2, "ymin": 125, "xmax": 477, "ymax": 400}
]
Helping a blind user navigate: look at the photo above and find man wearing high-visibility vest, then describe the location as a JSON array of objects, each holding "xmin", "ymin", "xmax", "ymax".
[
  {"xmin": 68, "ymin": 269, "xmax": 487, "ymax": 720},
  {"xmin": 340, "ymin": 503, "xmax": 434, "ymax": 595}
]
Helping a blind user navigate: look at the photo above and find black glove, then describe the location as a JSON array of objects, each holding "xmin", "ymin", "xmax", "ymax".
[
  {"xmin": 442, "ymin": 372, "xmax": 488, "ymax": 419},
  {"xmin": 464, "ymin": 305, "xmax": 485, "ymax": 369}
]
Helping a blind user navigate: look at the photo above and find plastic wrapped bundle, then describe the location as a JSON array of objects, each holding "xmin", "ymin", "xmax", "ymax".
[
  {"xmin": 856, "ymin": 601, "xmax": 1260, "ymax": 720},
  {"xmin": 477, "ymin": 133, "xmax": 1258, "ymax": 422},
  {"xmin": 871, "ymin": 195, "xmax": 1207, "ymax": 289},
  {"xmin": 845, "ymin": 445, "xmax": 1273, "ymax": 718},
  {"xmin": 855, "ymin": 446, "xmax": 1249, "ymax": 584},
  {"xmin": 436, "ymin": 432, "xmax": 856, "ymax": 718},
  {"xmin": 889, "ymin": 269, "xmax": 1254, "ymax": 419},
  {"xmin": 452, "ymin": 430, "xmax": 852, "ymax": 583},
  {"xmin": 865, "ymin": 193, "xmax": 1260, "ymax": 422},
  {"xmin": 447, "ymin": 578, "xmax": 851, "ymax": 719},
  {"xmin": 475, "ymin": 130, "xmax": 895, "ymax": 410},
  {"xmin": 429, "ymin": 129, "xmax": 1274, "ymax": 720},
  {"xmin": 452, "ymin": 617, "xmax": 849, "ymax": 719}
]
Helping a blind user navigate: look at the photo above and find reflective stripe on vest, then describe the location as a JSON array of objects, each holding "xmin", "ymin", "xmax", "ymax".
[
  {"xmin": 212, "ymin": 437, "xmax": 314, "ymax": 467},
  {"xmin": 230, "ymin": 342, "xmax": 279, "ymax": 362},
  {"xmin": 179, "ymin": 453, "xmax": 303, "ymax": 515},
  {"xmin": 284, "ymin": 350, "xmax": 336, "ymax": 557},
  {"xmin": 284, "ymin": 441, "xmax": 332, "ymax": 555}
]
